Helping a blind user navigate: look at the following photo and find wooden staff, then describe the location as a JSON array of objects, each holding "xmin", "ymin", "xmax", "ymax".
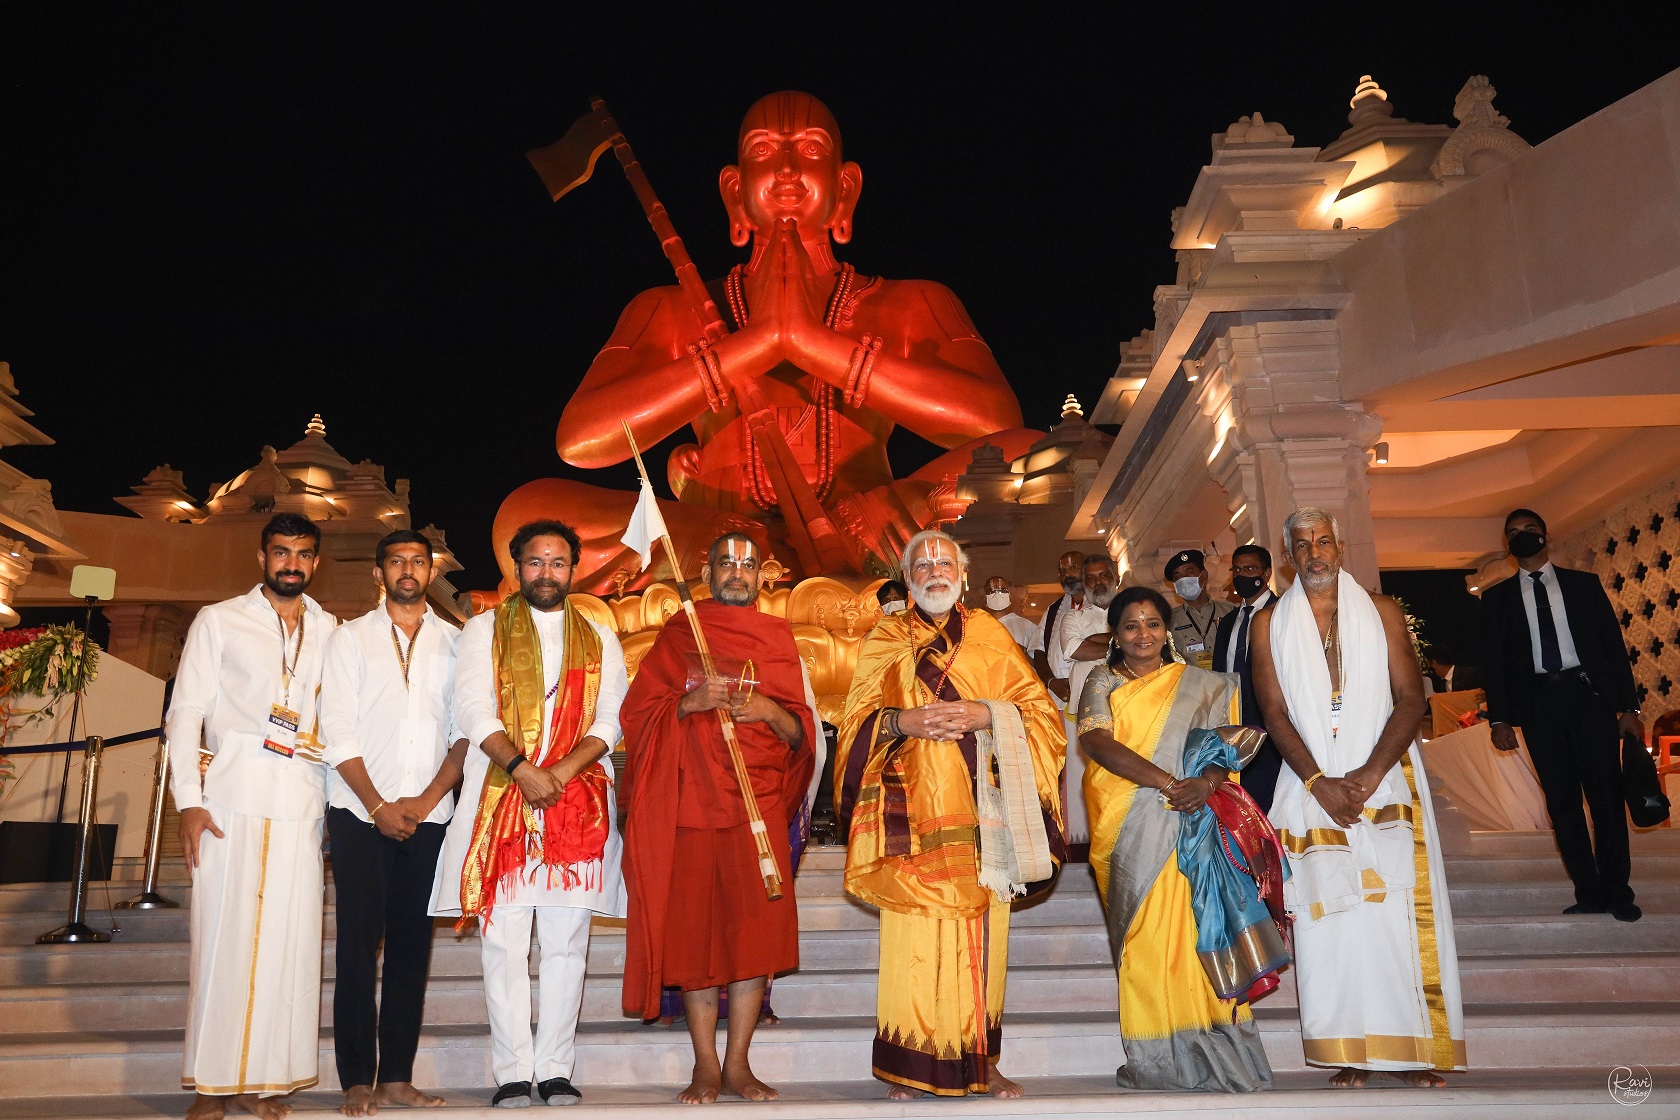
[{"xmin": 621, "ymin": 421, "xmax": 784, "ymax": 901}]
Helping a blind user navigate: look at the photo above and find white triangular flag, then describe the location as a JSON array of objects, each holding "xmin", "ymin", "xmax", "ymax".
[{"xmin": 620, "ymin": 479, "xmax": 667, "ymax": 569}]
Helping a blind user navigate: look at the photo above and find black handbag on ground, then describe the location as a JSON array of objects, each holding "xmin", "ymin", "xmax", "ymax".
[{"xmin": 1622, "ymin": 734, "xmax": 1672, "ymax": 828}]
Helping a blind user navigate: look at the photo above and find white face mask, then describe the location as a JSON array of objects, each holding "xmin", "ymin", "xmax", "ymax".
[
  {"xmin": 880, "ymin": 599, "xmax": 906, "ymax": 615},
  {"xmin": 1173, "ymin": 575, "xmax": 1202, "ymax": 600},
  {"xmin": 985, "ymin": 590, "xmax": 1011, "ymax": 611}
]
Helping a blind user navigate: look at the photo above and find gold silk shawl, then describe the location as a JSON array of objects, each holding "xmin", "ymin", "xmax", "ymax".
[
  {"xmin": 459, "ymin": 594, "xmax": 605, "ymax": 924},
  {"xmin": 835, "ymin": 608, "xmax": 1064, "ymax": 921}
]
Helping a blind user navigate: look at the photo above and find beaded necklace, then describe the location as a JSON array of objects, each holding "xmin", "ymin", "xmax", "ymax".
[{"xmin": 724, "ymin": 262, "xmax": 872, "ymax": 510}]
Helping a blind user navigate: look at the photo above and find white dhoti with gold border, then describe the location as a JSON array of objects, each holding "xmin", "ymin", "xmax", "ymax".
[
  {"xmin": 1268, "ymin": 572, "xmax": 1466, "ymax": 1072},
  {"xmin": 183, "ymin": 798, "xmax": 324, "ymax": 1096}
]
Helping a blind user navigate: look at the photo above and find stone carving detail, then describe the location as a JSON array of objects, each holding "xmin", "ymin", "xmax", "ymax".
[
  {"xmin": 1212, "ymin": 111, "xmax": 1294, "ymax": 151},
  {"xmin": 1433, "ymin": 75, "xmax": 1532, "ymax": 180}
]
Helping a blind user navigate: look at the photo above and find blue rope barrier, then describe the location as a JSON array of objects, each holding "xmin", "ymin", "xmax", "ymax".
[{"xmin": 1, "ymin": 727, "xmax": 164, "ymax": 756}]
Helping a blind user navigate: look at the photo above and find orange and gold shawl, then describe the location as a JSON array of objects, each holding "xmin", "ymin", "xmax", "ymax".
[{"xmin": 459, "ymin": 594, "xmax": 608, "ymax": 925}]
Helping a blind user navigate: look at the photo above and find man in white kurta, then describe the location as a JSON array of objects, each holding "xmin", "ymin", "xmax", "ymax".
[
  {"xmin": 1250, "ymin": 509, "xmax": 1465, "ymax": 1088},
  {"xmin": 1056, "ymin": 555, "xmax": 1116, "ymax": 848},
  {"xmin": 169, "ymin": 515, "xmax": 336, "ymax": 1120},
  {"xmin": 430, "ymin": 521, "xmax": 627, "ymax": 1108}
]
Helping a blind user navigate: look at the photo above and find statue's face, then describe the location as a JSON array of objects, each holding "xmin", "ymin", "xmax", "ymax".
[{"xmin": 722, "ymin": 92, "xmax": 861, "ymax": 246}]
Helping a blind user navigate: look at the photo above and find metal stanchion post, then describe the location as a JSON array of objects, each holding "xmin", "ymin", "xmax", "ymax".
[
  {"xmin": 38, "ymin": 735, "xmax": 111, "ymax": 943},
  {"xmin": 119, "ymin": 736, "xmax": 178, "ymax": 910}
]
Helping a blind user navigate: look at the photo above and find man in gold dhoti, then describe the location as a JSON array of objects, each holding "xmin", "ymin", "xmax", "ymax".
[{"xmin": 835, "ymin": 530, "xmax": 1064, "ymax": 1099}]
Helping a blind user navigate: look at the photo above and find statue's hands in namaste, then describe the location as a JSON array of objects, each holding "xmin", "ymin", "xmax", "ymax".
[
  {"xmin": 899, "ymin": 700, "xmax": 992, "ymax": 741},
  {"xmin": 740, "ymin": 219, "xmax": 831, "ymax": 365}
]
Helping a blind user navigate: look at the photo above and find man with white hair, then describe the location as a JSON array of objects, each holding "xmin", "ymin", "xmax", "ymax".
[
  {"xmin": 1250, "ymin": 509, "xmax": 1465, "ymax": 1088},
  {"xmin": 835, "ymin": 530, "xmax": 1065, "ymax": 1100}
]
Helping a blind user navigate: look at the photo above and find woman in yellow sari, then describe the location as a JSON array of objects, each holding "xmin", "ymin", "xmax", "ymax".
[{"xmin": 1077, "ymin": 586, "xmax": 1272, "ymax": 1092}]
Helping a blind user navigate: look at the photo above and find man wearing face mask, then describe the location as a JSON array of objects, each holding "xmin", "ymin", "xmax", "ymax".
[
  {"xmin": 1481, "ymin": 508, "xmax": 1642, "ymax": 922},
  {"xmin": 1032, "ymin": 551, "xmax": 1085, "ymax": 699},
  {"xmin": 1059, "ymin": 556, "xmax": 1119, "ymax": 848},
  {"xmin": 979, "ymin": 576, "xmax": 1037, "ymax": 651},
  {"xmin": 876, "ymin": 580, "xmax": 909, "ymax": 616},
  {"xmin": 1166, "ymin": 550, "xmax": 1234, "ymax": 672},
  {"xmin": 1213, "ymin": 545, "xmax": 1281, "ymax": 811}
]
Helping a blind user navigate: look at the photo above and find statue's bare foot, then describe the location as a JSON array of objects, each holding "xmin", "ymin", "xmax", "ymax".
[
  {"xmin": 339, "ymin": 1086, "xmax": 378, "ymax": 1117},
  {"xmin": 988, "ymin": 1070, "xmax": 1025, "ymax": 1099},
  {"xmin": 186, "ymin": 1094, "xmax": 227, "ymax": 1120},
  {"xmin": 885, "ymin": 1085, "xmax": 923, "ymax": 1101},
  {"xmin": 230, "ymin": 1094, "xmax": 292, "ymax": 1120},
  {"xmin": 1384, "ymin": 1070, "xmax": 1447, "ymax": 1088},
  {"xmin": 1329, "ymin": 1067, "xmax": 1371, "ymax": 1088},
  {"xmin": 375, "ymin": 1084, "xmax": 444, "ymax": 1108},
  {"xmin": 678, "ymin": 1064, "xmax": 721, "ymax": 1105}
]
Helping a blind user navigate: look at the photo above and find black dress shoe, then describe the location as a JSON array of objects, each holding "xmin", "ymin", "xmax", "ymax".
[
  {"xmin": 492, "ymin": 1081, "xmax": 532, "ymax": 1108},
  {"xmin": 537, "ymin": 1077, "xmax": 582, "ymax": 1106},
  {"xmin": 1562, "ymin": 903, "xmax": 1608, "ymax": 914},
  {"xmin": 1611, "ymin": 902, "xmax": 1643, "ymax": 923}
]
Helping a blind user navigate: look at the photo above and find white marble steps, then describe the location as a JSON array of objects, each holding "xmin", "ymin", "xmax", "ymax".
[
  {"xmin": 7, "ymin": 1070, "xmax": 1676, "ymax": 1120},
  {"xmin": 1, "ymin": 1004, "xmax": 1674, "ymax": 1098},
  {"xmin": 4, "ymin": 949, "xmax": 1678, "ymax": 1035}
]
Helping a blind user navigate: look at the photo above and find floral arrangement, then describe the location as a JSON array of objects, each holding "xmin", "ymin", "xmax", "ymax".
[
  {"xmin": 1389, "ymin": 596, "xmax": 1432, "ymax": 671},
  {"xmin": 0, "ymin": 625, "xmax": 102, "ymax": 796}
]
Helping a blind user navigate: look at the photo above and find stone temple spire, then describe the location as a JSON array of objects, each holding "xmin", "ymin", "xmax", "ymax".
[
  {"xmin": 1348, "ymin": 74, "xmax": 1395, "ymax": 126},
  {"xmin": 1061, "ymin": 394, "xmax": 1084, "ymax": 420},
  {"xmin": 305, "ymin": 414, "xmax": 327, "ymax": 438}
]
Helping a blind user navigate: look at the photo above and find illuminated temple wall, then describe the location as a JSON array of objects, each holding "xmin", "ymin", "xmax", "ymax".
[{"xmin": 1560, "ymin": 476, "xmax": 1680, "ymax": 721}]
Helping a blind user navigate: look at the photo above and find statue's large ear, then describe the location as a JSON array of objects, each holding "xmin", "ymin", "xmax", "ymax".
[
  {"xmin": 832, "ymin": 160, "xmax": 863, "ymax": 244},
  {"xmin": 719, "ymin": 165, "xmax": 751, "ymax": 248}
]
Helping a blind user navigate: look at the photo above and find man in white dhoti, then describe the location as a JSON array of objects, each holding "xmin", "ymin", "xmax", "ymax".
[
  {"xmin": 1059, "ymin": 554, "xmax": 1117, "ymax": 848},
  {"xmin": 170, "ymin": 514, "xmax": 337, "ymax": 1120},
  {"xmin": 1250, "ymin": 508, "xmax": 1464, "ymax": 1088},
  {"xmin": 430, "ymin": 520, "xmax": 627, "ymax": 1108}
]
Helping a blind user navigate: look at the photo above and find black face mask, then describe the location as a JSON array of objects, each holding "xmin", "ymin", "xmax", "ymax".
[
  {"xmin": 1233, "ymin": 575, "xmax": 1267, "ymax": 600},
  {"xmin": 1508, "ymin": 530, "xmax": 1546, "ymax": 560}
]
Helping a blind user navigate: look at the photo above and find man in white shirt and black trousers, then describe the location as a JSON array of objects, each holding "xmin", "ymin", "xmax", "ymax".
[
  {"xmin": 320, "ymin": 530, "xmax": 467, "ymax": 1116},
  {"xmin": 170, "ymin": 514, "xmax": 336, "ymax": 1120},
  {"xmin": 1481, "ymin": 508, "xmax": 1644, "ymax": 922}
]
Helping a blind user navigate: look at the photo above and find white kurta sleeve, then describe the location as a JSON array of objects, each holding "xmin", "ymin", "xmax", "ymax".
[
  {"xmin": 453, "ymin": 614, "xmax": 503, "ymax": 751},
  {"xmin": 586, "ymin": 623, "xmax": 627, "ymax": 747},
  {"xmin": 164, "ymin": 610, "xmax": 221, "ymax": 811},
  {"xmin": 318, "ymin": 624, "xmax": 367, "ymax": 769}
]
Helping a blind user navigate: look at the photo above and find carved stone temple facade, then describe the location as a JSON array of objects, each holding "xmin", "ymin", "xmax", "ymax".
[
  {"xmin": 1068, "ymin": 69, "xmax": 1680, "ymax": 655},
  {"xmin": 16, "ymin": 415, "xmax": 466, "ymax": 678}
]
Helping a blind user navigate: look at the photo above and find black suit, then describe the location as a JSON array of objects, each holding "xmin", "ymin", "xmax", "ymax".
[
  {"xmin": 1480, "ymin": 564, "xmax": 1637, "ymax": 909},
  {"xmin": 1213, "ymin": 591, "xmax": 1281, "ymax": 811}
]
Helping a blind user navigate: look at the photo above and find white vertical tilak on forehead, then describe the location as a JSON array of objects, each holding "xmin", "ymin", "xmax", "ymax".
[{"xmin": 900, "ymin": 529, "xmax": 968, "ymax": 577}]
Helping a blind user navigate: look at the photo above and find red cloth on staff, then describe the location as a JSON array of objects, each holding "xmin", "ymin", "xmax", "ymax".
[{"xmin": 620, "ymin": 599, "xmax": 816, "ymax": 1019}]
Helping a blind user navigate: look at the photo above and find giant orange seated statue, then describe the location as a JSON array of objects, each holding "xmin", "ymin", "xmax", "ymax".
[{"xmin": 495, "ymin": 92, "xmax": 1039, "ymax": 594}]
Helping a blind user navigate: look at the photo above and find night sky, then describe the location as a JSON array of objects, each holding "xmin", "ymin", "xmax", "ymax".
[{"xmin": 5, "ymin": 11, "xmax": 1675, "ymax": 590}]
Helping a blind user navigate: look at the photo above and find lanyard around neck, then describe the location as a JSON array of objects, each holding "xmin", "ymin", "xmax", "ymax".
[
  {"xmin": 390, "ymin": 616, "xmax": 422, "ymax": 689},
  {"xmin": 276, "ymin": 608, "xmax": 306, "ymax": 705}
]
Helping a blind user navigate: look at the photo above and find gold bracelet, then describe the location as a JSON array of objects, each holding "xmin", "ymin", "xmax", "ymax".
[
  {"xmin": 1302, "ymin": 771, "xmax": 1325, "ymax": 793},
  {"xmin": 369, "ymin": 800, "xmax": 387, "ymax": 822}
]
